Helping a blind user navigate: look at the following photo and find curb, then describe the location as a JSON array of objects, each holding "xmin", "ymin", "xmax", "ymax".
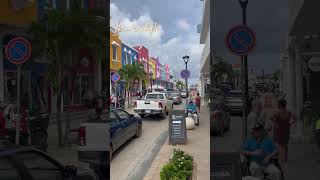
[{"xmin": 126, "ymin": 130, "xmax": 168, "ymax": 180}]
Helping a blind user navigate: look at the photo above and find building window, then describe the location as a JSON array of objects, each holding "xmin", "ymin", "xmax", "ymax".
[
  {"xmin": 73, "ymin": 74, "xmax": 91, "ymax": 105},
  {"xmin": 112, "ymin": 45, "xmax": 117, "ymax": 61},
  {"xmin": 4, "ymin": 72, "xmax": 17, "ymax": 103},
  {"xmin": 126, "ymin": 53, "xmax": 130, "ymax": 65}
]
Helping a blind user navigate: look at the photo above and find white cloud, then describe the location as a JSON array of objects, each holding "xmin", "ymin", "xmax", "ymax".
[
  {"xmin": 110, "ymin": 3, "xmax": 204, "ymax": 84},
  {"xmin": 177, "ymin": 19, "xmax": 191, "ymax": 31}
]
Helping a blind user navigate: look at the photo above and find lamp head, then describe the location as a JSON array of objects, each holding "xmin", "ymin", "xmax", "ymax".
[
  {"xmin": 239, "ymin": 0, "xmax": 248, "ymax": 6},
  {"xmin": 183, "ymin": 55, "xmax": 190, "ymax": 63}
]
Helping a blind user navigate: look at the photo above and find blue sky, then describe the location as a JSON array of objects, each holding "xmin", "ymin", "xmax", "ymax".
[{"xmin": 110, "ymin": 0, "xmax": 204, "ymax": 84}]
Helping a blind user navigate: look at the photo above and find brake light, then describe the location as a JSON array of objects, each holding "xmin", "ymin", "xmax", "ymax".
[
  {"xmin": 78, "ymin": 126, "xmax": 86, "ymax": 146},
  {"xmin": 159, "ymin": 102, "xmax": 163, "ymax": 108}
]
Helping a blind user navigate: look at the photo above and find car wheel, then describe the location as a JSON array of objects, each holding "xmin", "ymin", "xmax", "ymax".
[{"xmin": 135, "ymin": 123, "xmax": 142, "ymax": 138}]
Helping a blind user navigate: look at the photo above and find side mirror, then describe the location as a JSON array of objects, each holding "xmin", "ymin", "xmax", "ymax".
[
  {"xmin": 62, "ymin": 166, "xmax": 77, "ymax": 178},
  {"xmin": 129, "ymin": 114, "xmax": 135, "ymax": 118}
]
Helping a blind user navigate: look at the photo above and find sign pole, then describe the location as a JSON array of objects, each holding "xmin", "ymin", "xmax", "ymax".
[
  {"xmin": 15, "ymin": 65, "xmax": 21, "ymax": 145},
  {"xmin": 241, "ymin": 1, "xmax": 249, "ymax": 142}
]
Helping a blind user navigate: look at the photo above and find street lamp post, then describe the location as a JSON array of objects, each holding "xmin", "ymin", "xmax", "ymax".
[
  {"xmin": 183, "ymin": 55, "xmax": 190, "ymax": 106},
  {"xmin": 238, "ymin": 0, "xmax": 249, "ymax": 141}
]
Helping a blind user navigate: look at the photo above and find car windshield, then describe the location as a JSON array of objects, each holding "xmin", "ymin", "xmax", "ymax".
[
  {"xmin": 146, "ymin": 94, "xmax": 164, "ymax": 99},
  {"xmin": 170, "ymin": 93, "xmax": 179, "ymax": 97}
]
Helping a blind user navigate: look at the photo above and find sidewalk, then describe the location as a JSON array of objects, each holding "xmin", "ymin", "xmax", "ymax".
[{"xmin": 143, "ymin": 105, "xmax": 210, "ymax": 180}]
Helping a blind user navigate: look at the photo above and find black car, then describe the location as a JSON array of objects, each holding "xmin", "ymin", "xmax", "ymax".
[{"xmin": 0, "ymin": 142, "xmax": 98, "ymax": 180}]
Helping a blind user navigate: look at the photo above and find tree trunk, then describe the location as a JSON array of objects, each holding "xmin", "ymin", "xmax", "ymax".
[{"xmin": 56, "ymin": 89, "xmax": 63, "ymax": 147}]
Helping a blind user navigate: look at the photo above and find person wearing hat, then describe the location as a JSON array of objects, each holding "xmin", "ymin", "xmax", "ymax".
[{"xmin": 242, "ymin": 123, "xmax": 280, "ymax": 180}]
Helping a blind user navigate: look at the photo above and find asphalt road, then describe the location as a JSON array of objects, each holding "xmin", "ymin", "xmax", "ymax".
[{"xmin": 110, "ymin": 103, "xmax": 185, "ymax": 180}]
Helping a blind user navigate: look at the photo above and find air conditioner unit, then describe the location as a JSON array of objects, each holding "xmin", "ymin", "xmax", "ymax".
[{"xmin": 197, "ymin": 24, "xmax": 202, "ymax": 33}]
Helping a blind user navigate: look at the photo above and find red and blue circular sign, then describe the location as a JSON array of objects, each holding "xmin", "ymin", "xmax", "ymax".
[
  {"xmin": 225, "ymin": 25, "xmax": 256, "ymax": 56},
  {"xmin": 5, "ymin": 37, "xmax": 32, "ymax": 65},
  {"xmin": 111, "ymin": 72, "xmax": 120, "ymax": 83},
  {"xmin": 180, "ymin": 69, "xmax": 190, "ymax": 79}
]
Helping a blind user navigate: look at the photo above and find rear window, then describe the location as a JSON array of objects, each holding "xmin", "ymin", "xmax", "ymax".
[{"xmin": 146, "ymin": 94, "xmax": 164, "ymax": 99}]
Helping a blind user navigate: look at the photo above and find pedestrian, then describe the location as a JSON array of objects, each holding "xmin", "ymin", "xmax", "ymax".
[
  {"xmin": 247, "ymin": 99, "xmax": 263, "ymax": 137},
  {"xmin": 194, "ymin": 93, "xmax": 202, "ymax": 112},
  {"xmin": 271, "ymin": 99, "xmax": 297, "ymax": 162},
  {"xmin": 242, "ymin": 123, "xmax": 281, "ymax": 180}
]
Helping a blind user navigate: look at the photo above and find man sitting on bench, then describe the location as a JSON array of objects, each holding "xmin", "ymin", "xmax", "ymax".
[{"xmin": 242, "ymin": 123, "xmax": 281, "ymax": 180}]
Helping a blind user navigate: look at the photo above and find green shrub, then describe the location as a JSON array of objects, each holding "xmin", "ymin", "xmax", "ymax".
[{"xmin": 160, "ymin": 149, "xmax": 193, "ymax": 180}]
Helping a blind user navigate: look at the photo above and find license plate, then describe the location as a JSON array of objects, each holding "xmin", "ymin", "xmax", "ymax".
[{"xmin": 145, "ymin": 110, "xmax": 151, "ymax": 113}]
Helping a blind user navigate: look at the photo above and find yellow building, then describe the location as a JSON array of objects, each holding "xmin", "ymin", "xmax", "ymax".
[
  {"xmin": 110, "ymin": 28, "xmax": 122, "ymax": 71},
  {"xmin": 149, "ymin": 58, "xmax": 156, "ymax": 79},
  {"xmin": 0, "ymin": 0, "xmax": 38, "ymax": 28}
]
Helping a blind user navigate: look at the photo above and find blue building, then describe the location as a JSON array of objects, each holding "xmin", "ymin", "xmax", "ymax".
[{"xmin": 121, "ymin": 43, "xmax": 138, "ymax": 67}]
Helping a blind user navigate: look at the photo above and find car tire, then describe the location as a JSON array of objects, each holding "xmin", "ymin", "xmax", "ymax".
[{"xmin": 135, "ymin": 123, "xmax": 142, "ymax": 138}]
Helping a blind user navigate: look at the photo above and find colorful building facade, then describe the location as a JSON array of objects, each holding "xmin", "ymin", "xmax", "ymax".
[
  {"xmin": 110, "ymin": 28, "xmax": 122, "ymax": 71},
  {"xmin": 134, "ymin": 45, "xmax": 149, "ymax": 73},
  {"xmin": 122, "ymin": 43, "xmax": 138, "ymax": 67},
  {"xmin": 148, "ymin": 58, "xmax": 156, "ymax": 80}
]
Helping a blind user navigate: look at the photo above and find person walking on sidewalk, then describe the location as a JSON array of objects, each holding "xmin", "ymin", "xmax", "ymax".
[
  {"xmin": 194, "ymin": 93, "xmax": 202, "ymax": 112},
  {"xmin": 247, "ymin": 100, "xmax": 264, "ymax": 137},
  {"xmin": 271, "ymin": 99, "xmax": 297, "ymax": 162}
]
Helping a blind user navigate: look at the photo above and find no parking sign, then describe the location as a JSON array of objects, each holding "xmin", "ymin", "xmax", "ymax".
[{"xmin": 5, "ymin": 37, "xmax": 32, "ymax": 65}]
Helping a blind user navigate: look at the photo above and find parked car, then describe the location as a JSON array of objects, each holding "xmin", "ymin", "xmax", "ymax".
[
  {"xmin": 225, "ymin": 89, "xmax": 244, "ymax": 114},
  {"xmin": 134, "ymin": 92, "xmax": 174, "ymax": 118},
  {"xmin": 170, "ymin": 92, "xmax": 182, "ymax": 104},
  {"xmin": 180, "ymin": 90, "xmax": 187, "ymax": 98},
  {"xmin": 0, "ymin": 143, "xmax": 98, "ymax": 180},
  {"xmin": 78, "ymin": 109, "xmax": 142, "ymax": 163}
]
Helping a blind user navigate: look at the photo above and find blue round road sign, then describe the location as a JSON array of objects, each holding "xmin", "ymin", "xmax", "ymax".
[
  {"xmin": 5, "ymin": 37, "xmax": 32, "ymax": 65},
  {"xmin": 111, "ymin": 72, "xmax": 120, "ymax": 82},
  {"xmin": 180, "ymin": 69, "xmax": 190, "ymax": 79},
  {"xmin": 225, "ymin": 25, "xmax": 256, "ymax": 56}
]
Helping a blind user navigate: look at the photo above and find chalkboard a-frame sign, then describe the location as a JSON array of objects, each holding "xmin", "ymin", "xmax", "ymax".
[{"xmin": 169, "ymin": 110, "xmax": 187, "ymax": 145}]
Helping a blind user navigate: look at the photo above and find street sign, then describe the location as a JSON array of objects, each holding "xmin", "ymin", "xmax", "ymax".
[
  {"xmin": 225, "ymin": 25, "xmax": 256, "ymax": 56},
  {"xmin": 180, "ymin": 69, "xmax": 190, "ymax": 79},
  {"xmin": 5, "ymin": 37, "xmax": 32, "ymax": 65},
  {"xmin": 169, "ymin": 110, "xmax": 187, "ymax": 145},
  {"xmin": 111, "ymin": 72, "xmax": 120, "ymax": 83},
  {"xmin": 211, "ymin": 152, "xmax": 241, "ymax": 180}
]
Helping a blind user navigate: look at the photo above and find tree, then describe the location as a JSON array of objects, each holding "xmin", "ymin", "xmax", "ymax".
[
  {"xmin": 212, "ymin": 60, "xmax": 233, "ymax": 87},
  {"xmin": 118, "ymin": 63, "xmax": 148, "ymax": 107},
  {"xmin": 29, "ymin": 3, "xmax": 107, "ymax": 147},
  {"xmin": 176, "ymin": 80, "xmax": 184, "ymax": 90}
]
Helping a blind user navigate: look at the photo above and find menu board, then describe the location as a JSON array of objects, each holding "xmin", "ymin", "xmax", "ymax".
[{"xmin": 169, "ymin": 110, "xmax": 187, "ymax": 145}]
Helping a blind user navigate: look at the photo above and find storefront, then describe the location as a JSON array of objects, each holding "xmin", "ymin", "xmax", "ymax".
[{"xmin": 62, "ymin": 48, "xmax": 96, "ymax": 111}]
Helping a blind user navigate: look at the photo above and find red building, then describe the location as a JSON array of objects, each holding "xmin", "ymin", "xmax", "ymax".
[{"xmin": 133, "ymin": 45, "xmax": 150, "ymax": 91}]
